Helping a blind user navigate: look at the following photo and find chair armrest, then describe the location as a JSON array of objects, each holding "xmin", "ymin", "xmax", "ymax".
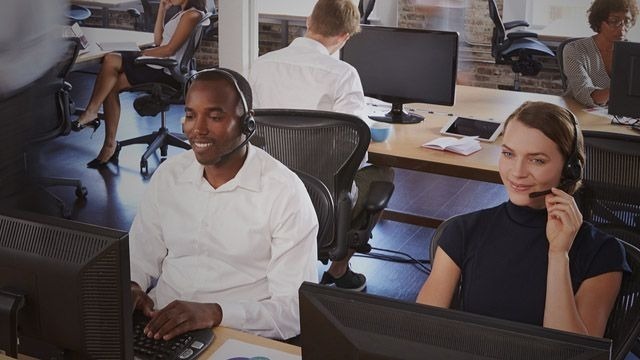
[
  {"xmin": 506, "ymin": 31, "xmax": 538, "ymax": 40},
  {"xmin": 134, "ymin": 56, "xmax": 178, "ymax": 68},
  {"xmin": 504, "ymin": 20, "xmax": 529, "ymax": 30},
  {"xmin": 329, "ymin": 191, "xmax": 353, "ymax": 262},
  {"xmin": 363, "ymin": 181, "xmax": 395, "ymax": 212}
]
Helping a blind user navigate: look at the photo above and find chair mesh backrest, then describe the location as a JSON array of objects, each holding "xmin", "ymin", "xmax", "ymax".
[
  {"xmin": 251, "ymin": 109, "xmax": 370, "ymax": 201},
  {"xmin": 578, "ymin": 131, "xmax": 640, "ymax": 233},
  {"xmin": 605, "ymin": 240, "xmax": 640, "ymax": 360},
  {"xmin": 488, "ymin": 0, "xmax": 505, "ymax": 55},
  {"xmin": 293, "ymin": 170, "xmax": 335, "ymax": 250},
  {"xmin": 174, "ymin": 12, "xmax": 214, "ymax": 83}
]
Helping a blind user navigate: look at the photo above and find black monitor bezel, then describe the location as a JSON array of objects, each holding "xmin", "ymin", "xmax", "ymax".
[
  {"xmin": 340, "ymin": 24, "xmax": 459, "ymax": 107},
  {"xmin": 609, "ymin": 40, "xmax": 640, "ymax": 119},
  {"xmin": 299, "ymin": 282, "xmax": 611, "ymax": 360},
  {"xmin": 0, "ymin": 208, "xmax": 133, "ymax": 359}
]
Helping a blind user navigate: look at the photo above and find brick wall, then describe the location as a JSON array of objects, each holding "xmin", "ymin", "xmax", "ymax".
[
  {"xmin": 83, "ymin": 1, "xmax": 561, "ymax": 95},
  {"xmin": 397, "ymin": 0, "xmax": 563, "ymax": 95}
]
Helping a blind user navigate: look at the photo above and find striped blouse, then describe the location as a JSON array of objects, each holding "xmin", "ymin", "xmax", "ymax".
[{"xmin": 563, "ymin": 36, "xmax": 610, "ymax": 107}]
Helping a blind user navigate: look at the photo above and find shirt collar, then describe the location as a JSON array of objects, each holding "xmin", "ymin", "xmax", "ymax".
[
  {"xmin": 179, "ymin": 145, "xmax": 262, "ymax": 192},
  {"xmin": 291, "ymin": 37, "xmax": 331, "ymax": 56}
]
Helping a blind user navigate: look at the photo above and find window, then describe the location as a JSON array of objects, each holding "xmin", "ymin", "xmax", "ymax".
[{"xmin": 503, "ymin": 0, "xmax": 592, "ymax": 38}]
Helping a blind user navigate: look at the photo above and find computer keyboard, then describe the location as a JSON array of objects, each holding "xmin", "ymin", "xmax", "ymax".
[{"xmin": 132, "ymin": 311, "xmax": 215, "ymax": 360}]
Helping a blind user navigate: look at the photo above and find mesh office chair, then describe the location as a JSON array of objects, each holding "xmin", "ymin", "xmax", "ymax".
[
  {"xmin": 557, "ymin": 37, "xmax": 583, "ymax": 92},
  {"xmin": 26, "ymin": 38, "xmax": 88, "ymax": 218},
  {"xmin": 488, "ymin": 0, "xmax": 555, "ymax": 90},
  {"xmin": 293, "ymin": 169, "xmax": 335, "ymax": 251},
  {"xmin": 576, "ymin": 130, "xmax": 640, "ymax": 235},
  {"xmin": 118, "ymin": 11, "xmax": 215, "ymax": 175},
  {"xmin": 250, "ymin": 109, "xmax": 395, "ymax": 263}
]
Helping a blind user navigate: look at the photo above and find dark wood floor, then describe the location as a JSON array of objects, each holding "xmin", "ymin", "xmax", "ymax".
[{"xmin": 7, "ymin": 70, "xmax": 509, "ymax": 303}]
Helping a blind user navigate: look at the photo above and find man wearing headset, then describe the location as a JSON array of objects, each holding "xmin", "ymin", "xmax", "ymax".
[{"xmin": 128, "ymin": 68, "xmax": 318, "ymax": 341}]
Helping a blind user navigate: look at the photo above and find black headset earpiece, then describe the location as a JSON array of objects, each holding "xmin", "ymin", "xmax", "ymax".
[
  {"xmin": 562, "ymin": 110, "xmax": 582, "ymax": 183},
  {"xmin": 185, "ymin": 68, "xmax": 255, "ymax": 136}
]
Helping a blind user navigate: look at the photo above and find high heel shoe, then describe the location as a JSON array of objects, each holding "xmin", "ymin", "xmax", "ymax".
[
  {"xmin": 71, "ymin": 119, "xmax": 101, "ymax": 137},
  {"xmin": 86, "ymin": 142, "xmax": 122, "ymax": 169}
]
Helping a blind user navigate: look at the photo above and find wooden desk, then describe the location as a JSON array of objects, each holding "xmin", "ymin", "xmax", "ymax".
[
  {"xmin": 369, "ymin": 85, "xmax": 638, "ymax": 227},
  {"xmin": 71, "ymin": 0, "xmax": 140, "ymax": 27},
  {"xmin": 73, "ymin": 27, "xmax": 154, "ymax": 69},
  {"xmin": 0, "ymin": 326, "xmax": 300, "ymax": 359},
  {"xmin": 203, "ymin": 326, "xmax": 301, "ymax": 357}
]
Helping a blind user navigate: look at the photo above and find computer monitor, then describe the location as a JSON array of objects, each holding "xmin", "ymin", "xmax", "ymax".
[
  {"xmin": 609, "ymin": 40, "xmax": 640, "ymax": 119},
  {"xmin": 299, "ymin": 282, "xmax": 611, "ymax": 360},
  {"xmin": 0, "ymin": 209, "xmax": 132, "ymax": 359},
  {"xmin": 341, "ymin": 25, "xmax": 459, "ymax": 124}
]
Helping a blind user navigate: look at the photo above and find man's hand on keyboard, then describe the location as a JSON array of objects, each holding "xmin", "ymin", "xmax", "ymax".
[
  {"xmin": 144, "ymin": 300, "xmax": 223, "ymax": 341},
  {"xmin": 131, "ymin": 282, "xmax": 155, "ymax": 316}
]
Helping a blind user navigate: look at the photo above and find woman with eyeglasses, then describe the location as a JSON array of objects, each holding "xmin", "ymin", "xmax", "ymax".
[{"xmin": 563, "ymin": 0, "xmax": 638, "ymax": 107}]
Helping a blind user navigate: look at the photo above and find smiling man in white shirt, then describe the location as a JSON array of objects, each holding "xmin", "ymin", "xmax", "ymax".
[
  {"xmin": 249, "ymin": 0, "xmax": 394, "ymax": 292},
  {"xmin": 129, "ymin": 68, "xmax": 318, "ymax": 341}
]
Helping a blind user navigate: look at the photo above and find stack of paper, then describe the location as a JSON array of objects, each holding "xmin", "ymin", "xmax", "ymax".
[{"xmin": 422, "ymin": 136, "xmax": 481, "ymax": 156}]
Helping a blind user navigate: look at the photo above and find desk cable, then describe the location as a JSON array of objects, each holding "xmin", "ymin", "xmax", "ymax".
[{"xmin": 354, "ymin": 247, "xmax": 431, "ymax": 275}]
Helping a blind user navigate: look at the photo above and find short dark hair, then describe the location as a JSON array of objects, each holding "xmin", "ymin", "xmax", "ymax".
[
  {"xmin": 588, "ymin": 0, "xmax": 639, "ymax": 32},
  {"xmin": 504, "ymin": 101, "xmax": 584, "ymax": 195},
  {"xmin": 187, "ymin": 67, "xmax": 253, "ymax": 115}
]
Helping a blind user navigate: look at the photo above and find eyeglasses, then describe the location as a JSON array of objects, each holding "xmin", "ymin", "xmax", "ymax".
[{"xmin": 605, "ymin": 18, "xmax": 632, "ymax": 29}]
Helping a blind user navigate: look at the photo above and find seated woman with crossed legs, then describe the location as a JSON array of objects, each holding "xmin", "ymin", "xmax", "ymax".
[
  {"xmin": 417, "ymin": 101, "xmax": 629, "ymax": 336},
  {"xmin": 73, "ymin": 0, "xmax": 205, "ymax": 168}
]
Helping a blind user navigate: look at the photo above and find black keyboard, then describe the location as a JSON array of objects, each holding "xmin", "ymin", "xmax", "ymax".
[{"xmin": 132, "ymin": 311, "xmax": 215, "ymax": 360}]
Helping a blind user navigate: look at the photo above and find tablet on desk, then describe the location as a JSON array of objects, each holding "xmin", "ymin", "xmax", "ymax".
[{"xmin": 441, "ymin": 116, "xmax": 504, "ymax": 142}]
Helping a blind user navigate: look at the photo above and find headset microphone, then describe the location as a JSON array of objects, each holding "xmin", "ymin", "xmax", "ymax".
[
  {"xmin": 528, "ymin": 109, "xmax": 582, "ymax": 199},
  {"xmin": 528, "ymin": 178, "xmax": 578, "ymax": 198},
  {"xmin": 215, "ymin": 126, "xmax": 256, "ymax": 165},
  {"xmin": 184, "ymin": 67, "xmax": 257, "ymax": 165}
]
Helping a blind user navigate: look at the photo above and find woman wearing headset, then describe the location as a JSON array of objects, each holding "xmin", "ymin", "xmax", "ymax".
[
  {"xmin": 73, "ymin": 0, "xmax": 205, "ymax": 168},
  {"xmin": 417, "ymin": 101, "xmax": 628, "ymax": 337}
]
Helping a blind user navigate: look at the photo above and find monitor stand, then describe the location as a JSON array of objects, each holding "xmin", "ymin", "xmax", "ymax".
[
  {"xmin": 369, "ymin": 102, "xmax": 423, "ymax": 124},
  {"xmin": 0, "ymin": 289, "xmax": 25, "ymax": 357}
]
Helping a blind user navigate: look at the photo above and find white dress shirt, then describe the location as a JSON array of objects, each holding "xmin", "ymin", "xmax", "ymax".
[
  {"xmin": 249, "ymin": 37, "xmax": 370, "ymax": 125},
  {"xmin": 129, "ymin": 145, "xmax": 318, "ymax": 340}
]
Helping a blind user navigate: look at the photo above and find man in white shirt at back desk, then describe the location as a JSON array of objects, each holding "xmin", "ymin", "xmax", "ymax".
[{"xmin": 249, "ymin": 0, "xmax": 394, "ymax": 292}]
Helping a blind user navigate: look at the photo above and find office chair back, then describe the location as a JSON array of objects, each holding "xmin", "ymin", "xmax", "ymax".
[
  {"xmin": 557, "ymin": 37, "xmax": 582, "ymax": 91},
  {"xmin": 250, "ymin": 109, "xmax": 370, "ymax": 261},
  {"xmin": 29, "ymin": 38, "xmax": 81, "ymax": 144},
  {"xmin": 576, "ymin": 131, "xmax": 640, "ymax": 234},
  {"xmin": 488, "ymin": 0, "xmax": 506, "ymax": 58},
  {"xmin": 605, "ymin": 239, "xmax": 640, "ymax": 360},
  {"xmin": 293, "ymin": 169, "xmax": 335, "ymax": 253}
]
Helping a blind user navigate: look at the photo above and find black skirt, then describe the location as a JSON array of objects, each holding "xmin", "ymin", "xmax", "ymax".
[{"xmin": 119, "ymin": 51, "xmax": 180, "ymax": 89}]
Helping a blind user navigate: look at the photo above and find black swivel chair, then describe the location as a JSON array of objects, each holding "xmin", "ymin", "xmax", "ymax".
[
  {"xmin": 488, "ymin": 0, "xmax": 555, "ymax": 90},
  {"xmin": 358, "ymin": 0, "xmax": 376, "ymax": 25},
  {"xmin": 118, "ymin": 11, "xmax": 215, "ymax": 175},
  {"xmin": 23, "ymin": 39, "xmax": 87, "ymax": 218},
  {"xmin": 557, "ymin": 37, "xmax": 583, "ymax": 91},
  {"xmin": 575, "ymin": 131, "xmax": 640, "ymax": 235},
  {"xmin": 429, "ymin": 217, "xmax": 640, "ymax": 360},
  {"xmin": 250, "ymin": 109, "xmax": 394, "ymax": 263}
]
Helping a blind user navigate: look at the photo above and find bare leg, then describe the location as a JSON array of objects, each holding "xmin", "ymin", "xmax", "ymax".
[
  {"xmin": 77, "ymin": 53, "xmax": 125, "ymax": 125},
  {"xmin": 95, "ymin": 71, "xmax": 131, "ymax": 162}
]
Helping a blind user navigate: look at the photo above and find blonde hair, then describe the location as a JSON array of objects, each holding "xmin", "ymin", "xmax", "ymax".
[{"xmin": 308, "ymin": 0, "xmax": 361, "ymax": 37}]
